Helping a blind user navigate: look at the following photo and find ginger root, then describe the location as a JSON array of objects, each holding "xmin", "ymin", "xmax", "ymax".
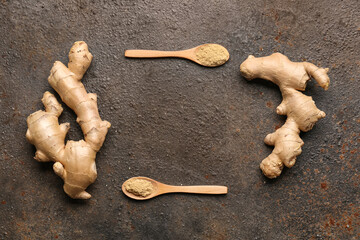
[
  {"xmin": 240, "ymin": 53, "xmax": 330, "ymax": 178},
  {"xmin": 26, "ymin": 41, "xmax": 111, "ymax": 199}
]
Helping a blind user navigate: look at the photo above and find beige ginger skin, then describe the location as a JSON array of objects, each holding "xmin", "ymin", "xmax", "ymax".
[
  {"xmin": 26, "ymin": 41, "xmax": 111, "ymax": 199},
  {"xmin": 240, "ymin": 53, "xmax": 330, "ymax": 178}
]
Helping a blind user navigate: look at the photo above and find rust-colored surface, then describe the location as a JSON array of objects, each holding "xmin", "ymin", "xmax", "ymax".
[{"xmin": 0, "ymin": 0, "xmax": 359, "ymax": 239}]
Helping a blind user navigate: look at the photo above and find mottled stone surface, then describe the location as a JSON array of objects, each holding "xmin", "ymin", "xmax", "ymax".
[{"xmin": 0, "ymin": 0, "xmax": 359, "ymax": 239}]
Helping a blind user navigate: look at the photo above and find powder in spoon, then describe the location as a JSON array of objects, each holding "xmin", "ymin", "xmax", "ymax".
[
  {"xmin": 124, "ymin": 179, "xmax": 154, "ymax": 197},
  {"xmin": 195, "ymin": 44, "xmax": 229, "ymax": 67}
]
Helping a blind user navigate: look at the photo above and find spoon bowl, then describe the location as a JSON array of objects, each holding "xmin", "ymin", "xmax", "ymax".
[
  {"xmin": 125, "ymin": 43, "xmax": 230, "ymax": 67},
  {"xmin": 122, "ymin": 177, "xmax": 159, "ymax": 200},
  {"xmin": 122, "ymin": 176, "xmax": 228, "ymax": 200}
]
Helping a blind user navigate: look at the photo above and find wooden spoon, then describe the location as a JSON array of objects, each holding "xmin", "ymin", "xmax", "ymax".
[
  {"xmin": 124, "ymin": 43, "xmax": 229, "ymax": 67},
  {"xmin": 122, "ymin": 176, "xmax": 228, "ymax": 200}
]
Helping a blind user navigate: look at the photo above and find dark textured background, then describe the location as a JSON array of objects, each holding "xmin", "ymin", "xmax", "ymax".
[{"xmin": 0, "ymin": 0, "xmax": 359, "ymax": 239}]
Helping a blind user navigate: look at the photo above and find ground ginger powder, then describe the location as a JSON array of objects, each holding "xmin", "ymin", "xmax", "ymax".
[
  {"xmin": 125, "ymin": 179, "xmax": 154, "ymax": 197},
  {"xmin": 195, "ymin": 44, "xmax": 229, "ymax": 67}
]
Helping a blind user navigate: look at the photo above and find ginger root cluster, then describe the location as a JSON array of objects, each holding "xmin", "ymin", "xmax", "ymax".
[
  {"xmin": 240, "ymin": 53, "xmax": 330, "ymax": 178},
  {"xmin": 26, "ymin": 42, "xmax": 111, "ymax": 199}
]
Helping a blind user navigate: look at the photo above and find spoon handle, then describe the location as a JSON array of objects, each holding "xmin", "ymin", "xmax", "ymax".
[
  {"xmin": 125, "ymin": 49, "xmax": 190, "ymax": 58},
  {"xmin": 161, "ymin": 185, "xmax": 228, "ymax": 195}
]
